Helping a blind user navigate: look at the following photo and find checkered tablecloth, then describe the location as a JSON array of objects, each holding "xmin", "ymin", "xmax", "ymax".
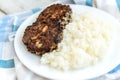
[{"xmin": 0, "ymin": 0, "xmax": 120, "ymax": 80}]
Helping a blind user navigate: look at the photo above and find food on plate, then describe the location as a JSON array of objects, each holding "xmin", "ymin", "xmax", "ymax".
[
  {"xmin": 22, "ymin": 3, "xmax": 113, "ymax": 71},
  {"xmin": 40, "ymin": 12, "xmax": 113, "ymax": 70},
  {"xmin": 22, "ymin": 4, "xmax": 72, "ymax": 55}
]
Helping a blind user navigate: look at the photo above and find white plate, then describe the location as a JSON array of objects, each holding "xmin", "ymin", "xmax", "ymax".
[{"xmin": 14, "ymin": 4, "xmax": 120, "ymax": 80}]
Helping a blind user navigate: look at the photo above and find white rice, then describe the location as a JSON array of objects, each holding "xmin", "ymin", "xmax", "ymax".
[{"xmin": 40, "ymin": 12, "xmax": 113, "ymax": 71}]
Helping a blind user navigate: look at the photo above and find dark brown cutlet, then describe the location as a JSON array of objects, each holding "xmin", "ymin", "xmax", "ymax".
[
  {"xmin": 22, "ymin": 4, "xmax": 72, "ymax": 55},
  {"xmin": 37, "ymin": 4, "xmax": 72, "ymax": 26}
]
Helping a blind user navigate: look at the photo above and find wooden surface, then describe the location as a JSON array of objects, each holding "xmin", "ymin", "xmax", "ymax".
[{"xmin": 0, "ymin": 0, "xmax": 56, "ymax": 17}]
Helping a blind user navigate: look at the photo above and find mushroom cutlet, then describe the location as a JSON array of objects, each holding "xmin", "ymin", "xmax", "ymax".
[{"xmin": 22, "ymin": 4, "xmax": 72, "ymax": 55}]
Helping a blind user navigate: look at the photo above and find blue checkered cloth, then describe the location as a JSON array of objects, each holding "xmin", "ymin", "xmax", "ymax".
[
  {"xmin": 0, "ymin": 8, "xmax": 42, "ymax": 80},
  {"xmin": 0, "ymin": 8, "xmax": 41, "ymax": 65},
  {"xmin": 0, "ymin": 1, "xmax": 120, "ymax": 80}
]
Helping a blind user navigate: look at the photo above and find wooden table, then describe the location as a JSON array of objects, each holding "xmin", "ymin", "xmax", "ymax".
[{"xmin": 0, "ymin": 0, "xmax": 56, "ymax": 17}]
